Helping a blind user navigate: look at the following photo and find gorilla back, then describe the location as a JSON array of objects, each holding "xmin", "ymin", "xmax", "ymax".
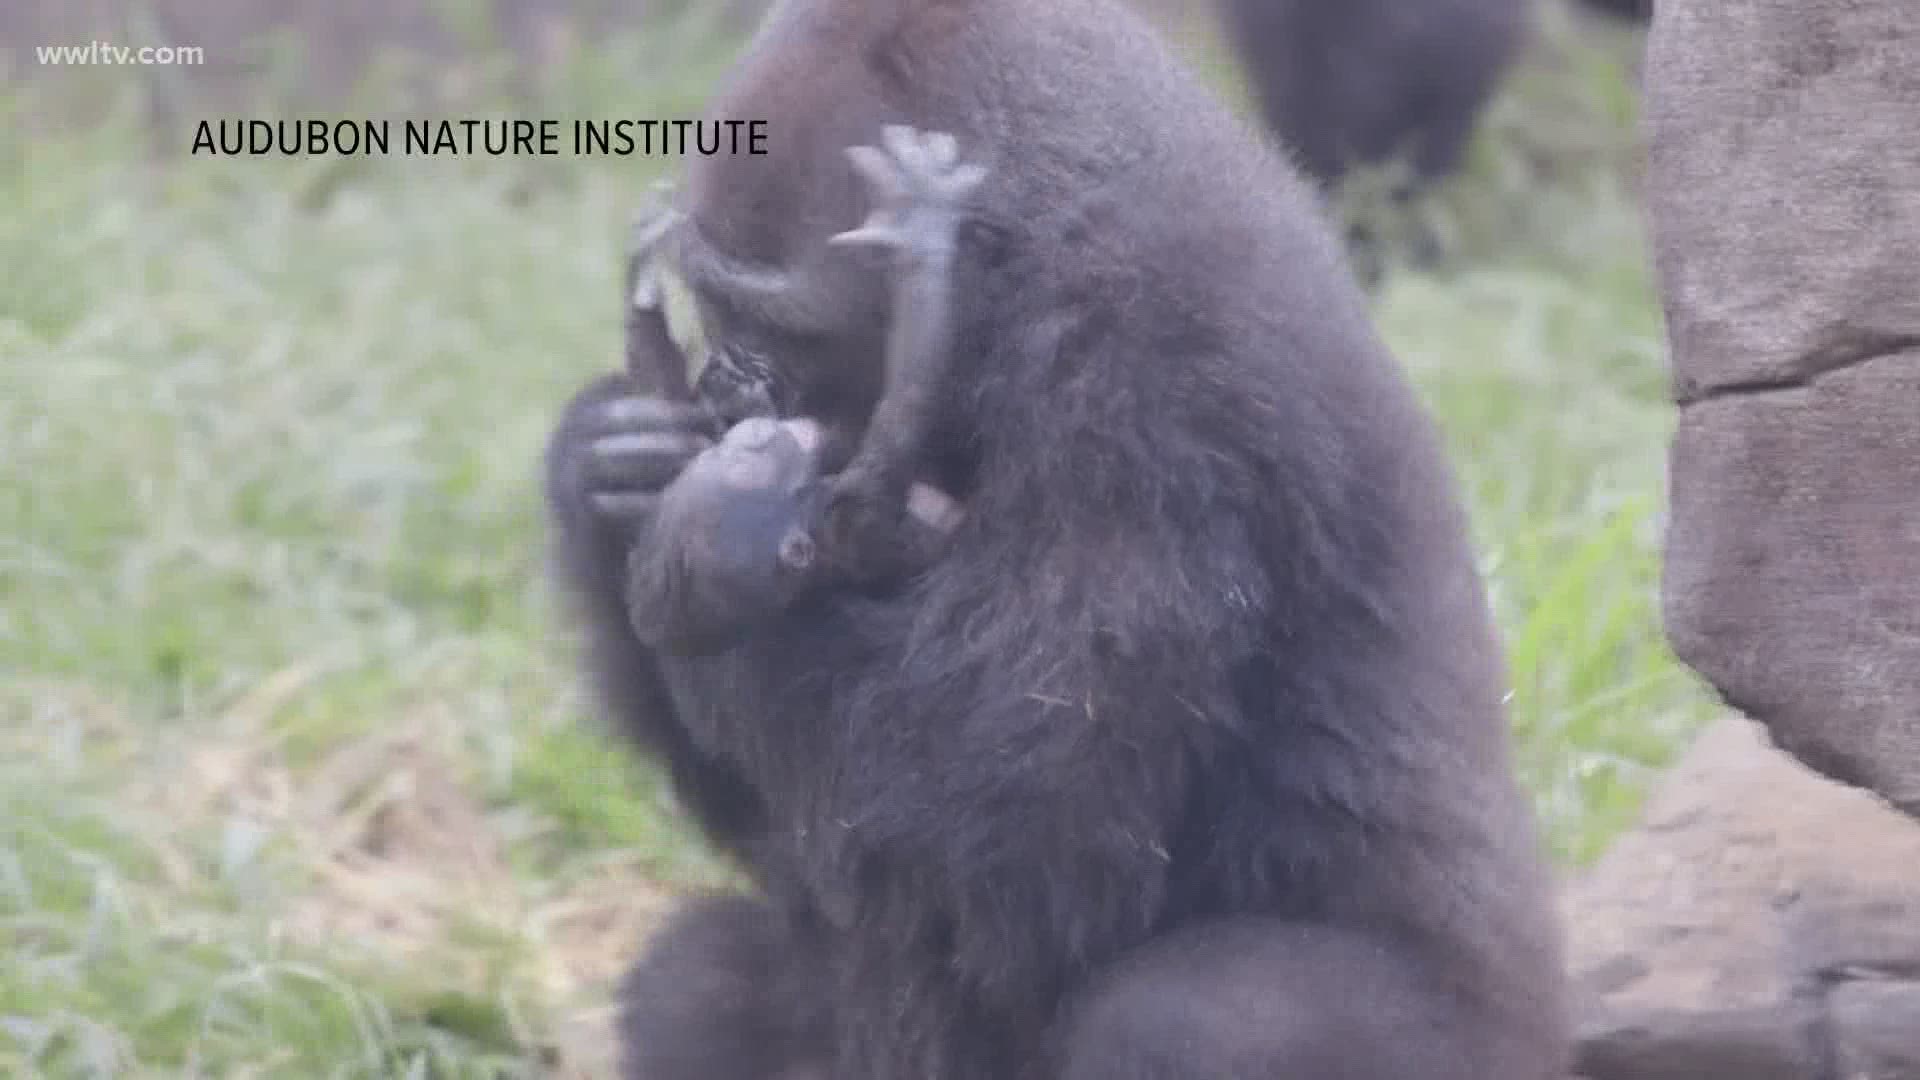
[
  {"xmin": 550, "ymin": 1, "xmax": 1571, "ymax": 1077},
  {"xmin": 1215, "ymin": 0, "xmax": 1529, "ymax": 195}
]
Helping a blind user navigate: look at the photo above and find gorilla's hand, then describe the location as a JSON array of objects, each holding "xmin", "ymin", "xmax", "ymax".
[{"xmin": 546, "ymin": 376, "xmax": 716, "ymax": 546}]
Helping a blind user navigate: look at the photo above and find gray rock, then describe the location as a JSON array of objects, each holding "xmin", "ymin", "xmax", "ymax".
[
  {"xmin": 1567, "ymin": 718, "xmax": 1920, "ymax": 1080},
  {"xmin": 1574, "ymin": 1004, "xmax": 1816, "ymax": 1080},
  {"xmin": 1646, "ymin": 0, "xmax": 1920, "ymax": 816}
]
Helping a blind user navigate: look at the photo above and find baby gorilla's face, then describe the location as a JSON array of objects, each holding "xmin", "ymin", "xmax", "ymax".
[
  {"xmin": 695, "ymin": 415, "xmax": 962, "ymax": 575},
  {"xmin": 695, "ymin": 417, "xmax": 826, "ymax": 575},
  {"xmin": 650, "ymin": 412, "xmax": 965, "ymax": 655}
]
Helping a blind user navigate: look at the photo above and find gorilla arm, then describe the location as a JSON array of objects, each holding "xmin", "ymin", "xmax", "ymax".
[{"xmin": 546, "ymin": 199, "xmax": 780, "ymax": 857}]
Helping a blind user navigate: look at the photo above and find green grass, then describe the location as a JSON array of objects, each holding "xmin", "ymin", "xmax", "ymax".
[{"xmin": 0, "ymin": 7, "xmax": 1713, "ymax": 1075}]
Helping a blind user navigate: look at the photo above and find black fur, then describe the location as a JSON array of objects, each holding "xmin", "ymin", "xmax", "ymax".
[
  {"xmin": 544, "ymin": 0, "xmax": 1569, "ymax": 1077},
  {"xmin": 1215, "ymin": 0, "xmax": 1530, "ymax": 196}
]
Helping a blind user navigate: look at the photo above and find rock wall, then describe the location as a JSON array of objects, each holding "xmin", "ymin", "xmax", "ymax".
[
  {"xmin": 1646, "ymin": 0, "xmax": 1920, "ymax": 815},
  {"xmin": 1568, "ymin": 718, "xmax": 1920, "ymax": 1079}
]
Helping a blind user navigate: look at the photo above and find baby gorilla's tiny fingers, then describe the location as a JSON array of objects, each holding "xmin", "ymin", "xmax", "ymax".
[
  {"xmin": 918, "ymin": 129, "xmax": 959, "ymax": 169},
  {"xmin": 880, "ymin": 123, "xmax": 924, "ymax": 163},
  {"xmin": 844, "ymin": 143, "xmax": 908, "ymax": 203},
  {"xmin": 932, "ymin": 162, "xmax": 989, "ymax": 201},
  {"xmin": 830, "ymin": 127, "xmax": 985, "ymax": 258}
]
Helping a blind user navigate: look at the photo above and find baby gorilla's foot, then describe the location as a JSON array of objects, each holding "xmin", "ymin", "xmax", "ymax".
[{"xmin": 829, "ymin": 125, "xmax": 988, "ymax": 266}]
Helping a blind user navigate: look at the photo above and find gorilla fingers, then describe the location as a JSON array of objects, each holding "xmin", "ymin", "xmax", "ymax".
[{"xmin": 546, "ymin": 376, "xmax": 712, "ymax": 560}]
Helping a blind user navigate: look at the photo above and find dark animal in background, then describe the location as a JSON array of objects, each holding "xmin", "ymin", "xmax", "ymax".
[
  {"xmin": 1214, "ymin": 0, "xmax": 1530, "ymax": 270},
  {"xmin": 1215, "ymin": 0, "xmax": 1529, "ymax": 193},
  {"xmin": 544, "ymin": 1, "xmax": 1570, "ymax": 1079}
]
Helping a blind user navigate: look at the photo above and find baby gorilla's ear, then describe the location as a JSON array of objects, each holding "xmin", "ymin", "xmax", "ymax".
[{"xmin": 778, "ymin": 528, "xmax": 818, "ymax": 573}]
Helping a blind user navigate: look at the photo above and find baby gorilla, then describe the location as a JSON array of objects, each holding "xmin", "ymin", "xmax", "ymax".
[
  {"xmin": 629, "ymin": 415, "xmax": 829, "ymax": 653},
  {"xmin": 580, "ymin": 127, "xmax": 978, "ymax": 654},
  {"xmin": 625, "ymin": 414, "xmax": 962, "ymax": 653}
]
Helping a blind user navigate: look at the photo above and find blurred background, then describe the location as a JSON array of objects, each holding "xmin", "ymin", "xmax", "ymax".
[{"xmin": 0, "ymin": 1, "xmax": 1703, "ymax": 1075}]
